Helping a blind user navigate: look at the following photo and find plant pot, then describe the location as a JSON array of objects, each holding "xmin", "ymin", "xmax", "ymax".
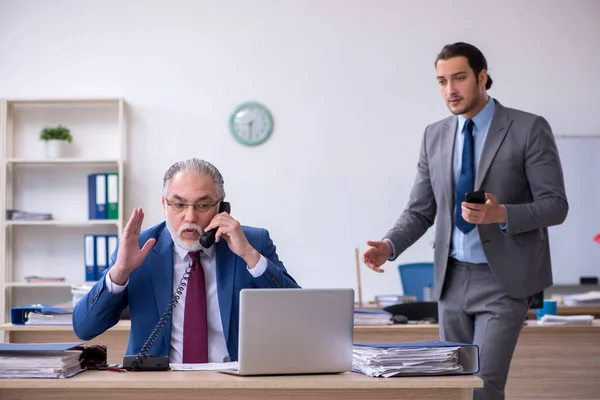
[{"xmin": 44, "ymin": 140, "xmax": 68, "ymax": 158}]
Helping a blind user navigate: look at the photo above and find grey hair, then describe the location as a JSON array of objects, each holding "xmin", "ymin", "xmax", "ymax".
[{"xmin": 162, "ymin": 158, "xmax": 226, "ymax": 200}]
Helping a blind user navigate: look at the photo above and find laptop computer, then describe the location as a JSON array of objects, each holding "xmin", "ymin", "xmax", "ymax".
[{"xmin": 220, "ymin": 288, "xmax": 354, "ymax": 376}]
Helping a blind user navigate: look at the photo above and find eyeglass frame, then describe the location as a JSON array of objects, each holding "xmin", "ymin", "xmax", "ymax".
[{"xmin": 164, "ymin": 197, "xmax": 222, "ymax": 214}]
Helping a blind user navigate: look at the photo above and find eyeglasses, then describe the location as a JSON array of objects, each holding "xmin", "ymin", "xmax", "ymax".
[{"xmin": 164, "ymin": 198, "xmax": 221, "ymax": 214}]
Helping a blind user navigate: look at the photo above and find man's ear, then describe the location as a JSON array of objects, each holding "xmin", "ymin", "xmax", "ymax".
[
  {"xmin": 161, "ymin": 197, "xmax": 167, "ymax": 218},
  {"xmin": 479, "ymin": 69, "xmax": 488, "ymax": 89}
]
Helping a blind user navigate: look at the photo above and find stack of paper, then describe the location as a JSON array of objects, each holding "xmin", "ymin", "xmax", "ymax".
[
  {"xmin": 353, "ymin": 341, "xmax": 479, "ymax": 378},
  {"xmin": 354, "ymin": 309, "xmax": 392, "ymax": 326},
  {"xmin": 537, "ymin": 314, "xmax": 594, "ymax": 326},
  {"xmin": 0, "ymin": 343, "xmax": 84, "ymax": 379},
  {"xmin": 71, "ymin": 284, "xmax": 94, "ymax": 306},
  {"xmin": 25, "ymin": 312, "xmax": 73, "ymax": 326},
  {"xmin": 562, "ymin": 291, "xmax": 600, "ymax": 306}
]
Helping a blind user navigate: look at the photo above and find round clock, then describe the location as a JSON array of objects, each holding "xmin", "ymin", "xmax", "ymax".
[{"xmin": 229, "ymin": 102, "xmax": 273, "ymax": 146}]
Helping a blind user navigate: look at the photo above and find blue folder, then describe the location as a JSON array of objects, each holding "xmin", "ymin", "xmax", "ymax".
[
  {"xmin": 10, "ymin": 304, "xmax": 71, "ymax": 325},
  {"xmin": 0, "ymin": 342, "xmax": 81, "ymax": 352}
]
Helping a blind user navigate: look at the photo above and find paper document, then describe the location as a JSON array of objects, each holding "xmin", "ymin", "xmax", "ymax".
[
  {"xmin": 562, "ymin": 291, "xmax": 600, "ymax": 306},
  {"xmin": 353, "ymin": 345, "xmax": 462, "ymax": 377},
  {"xmin": 536, "ymin": 314, "xmax": 594, "ymax": 326},
  {"xmin": 169, "ymin": 361, "xmax": 239, "ymax": 371}
]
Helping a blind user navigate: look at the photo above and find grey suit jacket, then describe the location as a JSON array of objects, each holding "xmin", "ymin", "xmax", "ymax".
[{"xmin": 384, "ymin": 100, "xmax": 568, "ymax": 300}]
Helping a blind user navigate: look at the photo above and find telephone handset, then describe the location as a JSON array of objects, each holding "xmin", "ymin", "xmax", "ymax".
[
  {"xmin": 122, "ymin": 201, "xmax": 231, "ymax": 371},
  {"xmin": 199, "ymin": 201, "xmax": 231, "ymax": 248}
]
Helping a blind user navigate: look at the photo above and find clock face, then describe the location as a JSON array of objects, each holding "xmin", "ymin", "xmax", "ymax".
[{"xmin": 229, "ymin": 102, "xmax": 273, "ymax": 146}]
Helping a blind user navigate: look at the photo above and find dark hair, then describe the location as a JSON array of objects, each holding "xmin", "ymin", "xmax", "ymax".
[{"xmin": 435, "ymin": 42, "xmax": 493, "ymax": 90}]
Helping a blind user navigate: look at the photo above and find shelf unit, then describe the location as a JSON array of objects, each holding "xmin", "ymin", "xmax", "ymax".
[{"xmin": 0, "ymin": 98, "xmax": 126, "ymax": 325}]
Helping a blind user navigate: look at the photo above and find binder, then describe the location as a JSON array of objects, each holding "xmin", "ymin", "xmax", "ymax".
[
  {"xmin": 95, "ymin": 235, "xmax": 108, "ymax": 280},
  {"xmin": 88, "ymin": 173, "xmax": 107, "ymax": 219},
  {"xmin": 106, "ymin": 173, "xmax": 119, "ymax": 220},
  {"xmin": 107, "ymin": 234, "xmax": 118, "ymax": 265},
  {"xmin": 84, "ymin": 234, "xmax": 96, "ymax": 282},
  {"xmin": 10, "ymin": 305, "xmax": 71, "ymax": 325},
  {"xmin": 353, "ymin": 341, "xmax": 480, "ymax": 376}
]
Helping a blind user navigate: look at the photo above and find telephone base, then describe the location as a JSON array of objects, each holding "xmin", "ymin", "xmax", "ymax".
[{"xmin": 122, "ymin": 355, "xmax": 170, "ymax": 371}]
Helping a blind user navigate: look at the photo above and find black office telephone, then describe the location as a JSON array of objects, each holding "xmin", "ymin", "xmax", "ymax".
[
  {"xmin": 122, "ymin": 201, "xmax": 231, "ymax": 371},
  {"xmin": 199, "ymin": 201, "xmax": 231, "ymax": 248}
]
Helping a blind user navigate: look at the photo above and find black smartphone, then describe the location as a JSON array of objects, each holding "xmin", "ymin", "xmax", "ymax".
[
  {"xmin": 465, "ymin": 190, "xmax": 486, "ymax": 204},
  {"xmin": 199, "ymin": 201, "xmax": 231, "ymax": 248}
]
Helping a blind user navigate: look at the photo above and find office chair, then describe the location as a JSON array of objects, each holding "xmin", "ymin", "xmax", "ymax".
[{"xmin": 397, "ymin": 262, "xmax": 434, "ymax": 302}]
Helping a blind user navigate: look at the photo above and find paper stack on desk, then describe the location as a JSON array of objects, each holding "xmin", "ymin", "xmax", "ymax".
[
  {"xmin": 354, "ymin": 309, "xmax": 393, "ymax": 326},
  {"xmin": 0, "ymin": 343, "xmax": 84, "ymax": 378},
  {"xmin": 562, "ymin": 291, "xmax": 600, "ymax": 306},
  {"xmin": 537, "ymin": 314, "xmax": 594, "ymax": 326},
  {"xmin": 352, "ymin": 341, "xmax": 479, "ymax": 378}
]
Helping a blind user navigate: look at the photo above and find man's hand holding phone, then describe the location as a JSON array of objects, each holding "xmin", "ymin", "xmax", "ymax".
[{"xmin": 462, "ymin": 191, "xmax": 507, "ymax": 225}]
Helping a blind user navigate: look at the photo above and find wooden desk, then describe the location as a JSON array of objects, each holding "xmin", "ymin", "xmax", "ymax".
[
  {"xmin": 2, "ymin": 321, "xmax": 599, "ymax": 398},
  {"xmin": 527, "ymin": 305, "xmax": 600, "ymax": 319},
  {"xmin": 0, "ymin": 370, "xmax": 481, "ymax": 400},
  {"xmin": 355, "ymin": 322, "xmax": 600, "ymax": 399}
]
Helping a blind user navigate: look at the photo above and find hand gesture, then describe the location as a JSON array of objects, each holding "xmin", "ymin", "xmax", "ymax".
[
  {"xmin": 110, "ymin": 208, "xmax": 156, "ymax": 284},
  {"xmin": 362, "ymin": 240, "xmax": 393, "ymax": 273}
]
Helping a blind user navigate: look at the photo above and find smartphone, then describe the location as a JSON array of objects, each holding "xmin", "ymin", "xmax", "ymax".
[{"xmin": 465, "ymin": 190, "xmax": 486, "ymax": 204}]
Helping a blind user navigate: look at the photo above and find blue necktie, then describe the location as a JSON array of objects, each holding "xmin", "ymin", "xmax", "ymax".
[{"xmin": 455, "ymin": 119, "xmax": 475, "ymax": 234}]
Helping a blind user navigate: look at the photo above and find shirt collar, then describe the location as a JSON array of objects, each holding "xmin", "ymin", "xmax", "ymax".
[
  {"xmin": 457, "ymin": 96, "xmax": 495, "ymax": 134},
  {"xmin": 173, "ymin": 239, "xmax": 216, "ymax": 261}
]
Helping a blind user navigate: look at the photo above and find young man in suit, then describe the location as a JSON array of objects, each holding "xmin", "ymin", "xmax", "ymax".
[
  {"xmin": 362, "ymin": 42, "xmax": 568, "ymax": 400},
  {"xmin": 74, "ymin": 158, "xmax": 299, "ymax": 364}
]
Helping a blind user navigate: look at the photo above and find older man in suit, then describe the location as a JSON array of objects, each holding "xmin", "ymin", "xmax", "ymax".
[
  {"xmin": 363, "ymin": 42, "xmax": 568, "ymax": 400},
  {"xmin": 74, "ymin": 158, "xmax": 299, "ymax": 364}
]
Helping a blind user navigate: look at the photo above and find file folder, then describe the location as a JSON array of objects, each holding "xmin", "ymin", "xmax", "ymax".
[
  {"xmin": 10, "ymin": 305, "xmax": 71, "ymax": 325},
  {"xmin": 88, "ymin": 173, "xmax": 107, "ymax": 219},
  {"xmin": 95, "ymin": 235, "xmax": 108, "ymax": 280},
  {"xmin": 0, "ymin": 342, "xmax": 81, "ymax": 352},
  {"xmin": 84, "ymin": 234, "xmax": 96, "ymax": 281},
  {"xmin": 106, "ymin": 172, "xmax": 119, "ymax": 220},
  {"xmin": 353, "ymin": 341, "xmax": 480, "ymax": 377},
  {"xmin": 107, "ymin": 234, "xmax": 118, "ymax": 265}
]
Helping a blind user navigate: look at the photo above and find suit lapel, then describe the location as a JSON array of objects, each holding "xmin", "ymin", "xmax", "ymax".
[
  {"xmin": 441, "ymin": 117, "xmax": 458, "ymax": 213},
  {"xmin": 215, "ymin": 241, "xmax": 237, "ymax": 346},
  {"xmin": 475, "ymin": 102, "xmax": 512, "ymax": 190},
  {"xmin": 150, "ymin": 227, "xmax": 175, "ymax": 351}
]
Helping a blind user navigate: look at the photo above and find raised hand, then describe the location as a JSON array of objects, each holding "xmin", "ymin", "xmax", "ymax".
[{"xmin": 109, "ymin": 208, "xmax": 156, "ymax": 285}]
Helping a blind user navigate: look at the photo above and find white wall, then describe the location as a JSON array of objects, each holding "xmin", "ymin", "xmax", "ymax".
[{"xmin": 1, "ymin": 0, "xmax": 599, "ymax": 302}]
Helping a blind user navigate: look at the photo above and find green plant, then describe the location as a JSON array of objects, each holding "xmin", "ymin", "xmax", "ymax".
[{"xmin": 39, "ymin": 125, "xmax": 73, "ymax": 143}]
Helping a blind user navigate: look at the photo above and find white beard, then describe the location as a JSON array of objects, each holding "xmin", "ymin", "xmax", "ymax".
[{"xmin": 166, "ymin": 220, "xmax": 204, "ymax": 252}]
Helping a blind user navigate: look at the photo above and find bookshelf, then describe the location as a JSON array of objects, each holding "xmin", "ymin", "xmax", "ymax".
[{"xmin": 0, "ymin": 98, "xmax": 126, "ymax": 325}]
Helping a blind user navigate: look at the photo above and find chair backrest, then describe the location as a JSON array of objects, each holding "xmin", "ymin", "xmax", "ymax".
[{"xmin": 397, "ymin": 263, "xmax": 434, "ymax": 302}]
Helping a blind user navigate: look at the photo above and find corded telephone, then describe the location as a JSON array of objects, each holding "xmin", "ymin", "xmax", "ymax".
[
  {"xmin": 199, "ymin": 201, "xmax": 231, "ymax": 248},
  {"xmin": 122, "ymin": 201, "xmax": 231, "ymax": 371}
]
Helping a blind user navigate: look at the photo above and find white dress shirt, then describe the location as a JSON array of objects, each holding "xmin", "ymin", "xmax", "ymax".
[{"xmin": 105, "ymin": 242, "xmax": 268, "ymax": 363}]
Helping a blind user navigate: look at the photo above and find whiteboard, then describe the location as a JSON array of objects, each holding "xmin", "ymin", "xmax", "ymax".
[{"xmin": 548, "ymin": 136, "xmax": 600, "ymax": 284}]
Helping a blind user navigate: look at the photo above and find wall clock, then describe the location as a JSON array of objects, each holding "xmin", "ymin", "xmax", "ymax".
[{"xmin": 229, "ymin": 102, "xmax": 273, "ymax": 146}]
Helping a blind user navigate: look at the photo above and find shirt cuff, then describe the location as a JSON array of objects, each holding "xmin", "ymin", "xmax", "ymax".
[
  {"xmin": 105, "ymin": 271, "xmax": 128, "ymax": 294},
  {"xmin": 499, "ymin": 205, "xmax": 508, "ymax": 231},
  {"xmin": 247, "ymin": 255, "xmax": 268, "ymax": 278},
  {"xmin": 383, "ymin": 238, "xmax": 396, "ymax": 260}
]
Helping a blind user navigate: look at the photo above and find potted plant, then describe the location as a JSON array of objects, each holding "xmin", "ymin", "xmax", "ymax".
[{"xmin": 40, "ymin": 125, "xmax": 73, "ymax": 158}]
